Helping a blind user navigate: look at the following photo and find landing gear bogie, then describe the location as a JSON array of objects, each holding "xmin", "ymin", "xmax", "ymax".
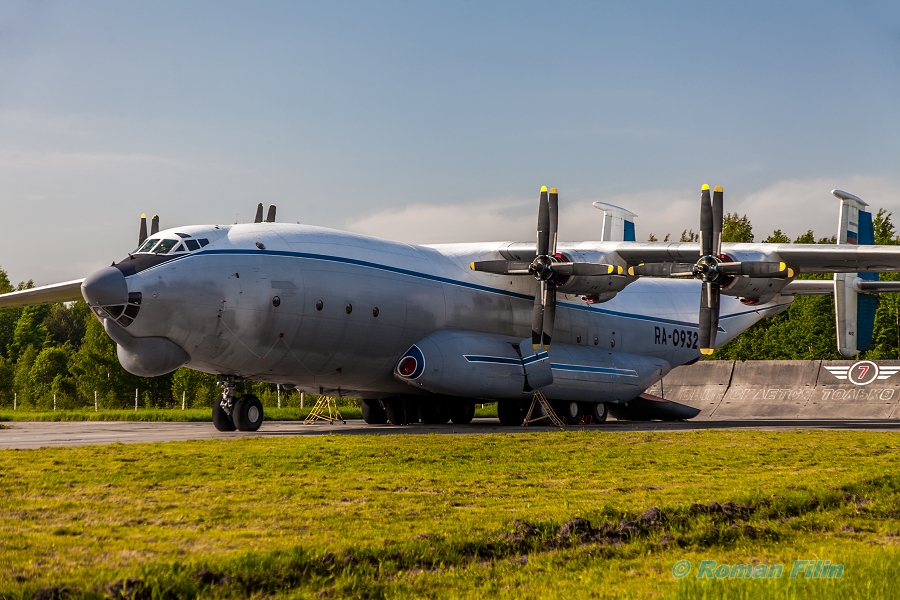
[
  {"xmin": 419, "ymin": 401, "xmax": 451, "ymax": 424},
  {"xmin": 553, "ymin": 400, "xmax": 584, "ymax": 425},
  {"xmin": 448, "ymin": 401, "xmax": 475, "ymax": 424},
  {"xmin": 498, "ymin": 400, "xmax": 527, "ymax": 426},
  {"xmin": 591, "ymin": 402, "xmax": 608, "ymax": 423},
  {"xmin": 362, "ymin": 399, "xmax": 388, "ymax": 424},
  {"xmin": 384, "ymin": 397, "xmax": 409, "ymax": 425}
]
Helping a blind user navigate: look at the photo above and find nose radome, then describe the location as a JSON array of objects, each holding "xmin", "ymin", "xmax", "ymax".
[{"xmin": 81, "ymin": 266, "xmax": 128, "ymax": 307}]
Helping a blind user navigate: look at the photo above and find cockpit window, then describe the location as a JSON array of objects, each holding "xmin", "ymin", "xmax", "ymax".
[
  {"xmin": 137, "ymin": 238, "xmax": 160, "ymax": 253},
  {"xmin": 172, "ymin": 244, "xmax": 185, "ymax": 252},
  {"xmin": 153, "ymin": 239, "xmax": 180, "ymax": 254},
  {"xmin": 185, "ymin": 239, "xmax": 200, "ymax": 251}
]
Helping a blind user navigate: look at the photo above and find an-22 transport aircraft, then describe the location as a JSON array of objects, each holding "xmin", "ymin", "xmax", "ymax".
[{"xmin": 2, "ymin": 186, "xmax": 900, "ymax": 431}]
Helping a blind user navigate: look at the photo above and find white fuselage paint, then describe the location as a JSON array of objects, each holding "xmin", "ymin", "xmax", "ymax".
[{"xmin": 114, "ymin": 223, "xmax": 790, "ymax": 398}]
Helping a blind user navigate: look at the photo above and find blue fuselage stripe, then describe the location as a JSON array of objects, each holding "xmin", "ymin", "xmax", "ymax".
[
  {"xmin": 148, "ymin": 248, "xmax": 746, "ymax": 331},
  {"xmin": 464, "ymin": 354, "xmax": 638, "ymax": 377}
]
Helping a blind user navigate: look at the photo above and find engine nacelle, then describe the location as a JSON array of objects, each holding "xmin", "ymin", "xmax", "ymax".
[
  {"xmin": 721, "ymin": 275, "xmax": 793, "ymax": 304},
  {"xmin": 555, "ymin": 274, "xmax": 634, "ymax": 297}
]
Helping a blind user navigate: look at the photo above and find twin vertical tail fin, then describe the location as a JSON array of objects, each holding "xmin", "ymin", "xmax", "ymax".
[
  {"xmin": 833, "ymin": 189, "xmax": 878, "ymax": 357},
  {"xmin": 592, "ymin": 202, "xmax": 638, "ymax": 242}
]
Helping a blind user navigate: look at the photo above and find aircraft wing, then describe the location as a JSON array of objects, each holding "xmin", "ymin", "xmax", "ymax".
[
  {"xmin": 0, "ymin": 279, "xmax": 85, "ymax": 310},
  {"xmin": 611, "ymin": 242, "xmax": 900, "ymax": 274},
  {"xmin": 782, "ymin": 279, "xmax": 900, "ymax": 295}
]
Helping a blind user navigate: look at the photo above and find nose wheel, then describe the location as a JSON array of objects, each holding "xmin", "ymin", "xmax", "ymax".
[
  {"xmin": 212, "ymin": 398, "xmax": 236, "ymax": 432},
  {"xmin": 213, "ymin": 376, "xmax": 264, "ymax": 432}
]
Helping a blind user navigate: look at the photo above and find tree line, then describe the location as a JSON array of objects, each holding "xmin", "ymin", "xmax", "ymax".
[
  {"xmin": 648, "ymin": 210, "xmax": 900, "ymax": 361},
  {"xmin": 0, "ymin": 272, "xmax": 276, "ymax": 410},
  {"xmin": 2, "ymin": 211, "xmax": 899, "ymax": 409}
]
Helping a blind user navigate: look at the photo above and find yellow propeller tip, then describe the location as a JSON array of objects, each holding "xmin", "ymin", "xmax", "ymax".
[
  {"xmin": 617, "ymin": 265, "xmax": 624, "ymax": 275},
  {"xmin": 549, "ymin": 188, "xmax": 557, "ymax": 194},
  {"xmin": 779, "ymin": 262, "xmax": 786, "ymax": 270},
  {"xmin": 714, "ymin": 186, "xmax": 723, "ymax": 192},
  {"xmin": 469, "ymin": 262, "xmax": 475, "ymax": 270},
  {"xmin": 607, "ymin": 265, "xmax": 614, "ymax": 274},
  {"xmin": 627, "ymin": 267, "xmax": 635, "ymax": 276},
  {"xmin": 700, "ymin": 348, "xmax": 714, "ymax": 355},
  {"xmin": 701, "ymin": 184, "xmax": 710, "ymax": 191},
  {"xmin": 788, "ymin": 268, "xmax": 795, "ymax": 277},
  {"xmin": 141, "ymin": 213, "xmax": 146, "ymax": 219},
  {"xmin": 532, "ymin": 343, "xmax": 540, "ymax": 350},
  {"xmin": 540, "ymin": 186, "xmax": 548, "ymax": 192}
]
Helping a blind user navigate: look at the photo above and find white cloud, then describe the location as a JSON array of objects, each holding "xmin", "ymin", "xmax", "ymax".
[
  {"xmin": 345, "ymin": 177, "xmax": 900, "ymax": 245},
  {"xmin": 730, "ymin": 176, "xmax": 900, "ymax": 241},
  {"xmin": 345, "ymin": 187, "xmax": 698, "ymax": 244}
]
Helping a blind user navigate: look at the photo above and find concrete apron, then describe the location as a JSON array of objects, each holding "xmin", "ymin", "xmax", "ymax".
[{"xmin": 644, "ymin": 360, "xmax": 900, "ymax": 420}]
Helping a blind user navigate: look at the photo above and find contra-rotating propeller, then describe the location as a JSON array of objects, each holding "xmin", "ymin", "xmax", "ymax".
[
  {"xmin": 254, "ymin": 203, "xmax": 277, "ymax": 223},
  {"xmin": 471, "ymin": 187, "xmax": 622, "ymax": 350},
  {"xmin": 630, "ymin": 185, "xmax": 793, "ymax": 355},
  {"xmin": 137, "ymin": 214, "xmax": 160, "ymax": 247}
]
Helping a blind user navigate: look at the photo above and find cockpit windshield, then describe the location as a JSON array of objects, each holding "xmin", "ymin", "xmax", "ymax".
[
  {"xmin": 136, "ymin": 238, "xmax": 160, "ymax": 253},
  {"xmin": 152, "ymin": 239, "xmax": 180, "ymax": 254},
  {"xmin": 133, "ymin": 235, "xmax": 210, "ymax": 254}
]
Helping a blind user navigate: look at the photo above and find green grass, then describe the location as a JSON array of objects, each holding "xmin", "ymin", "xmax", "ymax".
[
  {"xmin": 0, "ymin": 406, "xmax": 363, "ymax": 422},
  {"xmin": 2, "ymin": 430, "xmax": 900, "ymax": 598},
  {"xmin": 0, "ymin": 402, "xmax": 498, "ymax": 422}
]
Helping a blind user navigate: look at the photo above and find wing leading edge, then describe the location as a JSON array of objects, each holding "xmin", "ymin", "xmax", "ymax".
[{"xmin": 0, "ymin": 279, "xmax": 85, "ymax": 310}]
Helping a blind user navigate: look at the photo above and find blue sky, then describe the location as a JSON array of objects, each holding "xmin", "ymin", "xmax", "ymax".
[{"xmin": 2, "ymin": 1, "xmax": 899, "ymax": 283}]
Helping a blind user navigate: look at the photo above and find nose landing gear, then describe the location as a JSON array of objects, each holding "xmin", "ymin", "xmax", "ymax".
[{"xmin": 213, "ymin": 376, "xmax": 264, "ymax": 432}]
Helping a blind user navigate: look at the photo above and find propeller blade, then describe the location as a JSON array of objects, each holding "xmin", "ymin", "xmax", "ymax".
[
  {"xmin": 548, "ymin": 188, "xmax": 559, "ymax": 255},
  {"xmin": 541, "ymin": 282, "xmax": 557, "ymax": 349},
  {"xmin": 531, "ymin": 280, "xmax": 544, "ymax": 349},
  {"xmin": 254, "ymin": 203, "xmax": 264, "ymax": 223},
  {"xmin": 716, "ymin": 261, "xmax": 795, "ymax": 278},
  {"xmin": 627, "ymin": 263, "xmax": 693, "ymax": 277},
  {"xmin": 553, "ymin": 262, "xmax": 619, "ymax": 277},
  {"xmin": 150, "ymin": 215, "xmax": 159, "ymax": 235},
  {"xmin": 266, "ymin": 205, "xmax": 276, "ymax": 223},
  {"xmin": 712, "ymin": 186, "xmax": 724, "ymax": 256},
  {"xmin": 699, "ymin": 281, "xmax": 720, "ymax": 355},
  {"xmin": 470, "ymin": 260, "xmax": 531, "ymax": 275},
  {"xmin": 700, "ymin": 184, "xmax": 713, "ymax": 257},
  {"xmin": 138, "ymin": 214, "xmax": 148, "ymax": 246},
  {"xmin": 536, "ymin": 186, "xmax": 550, "ymax": 256}
]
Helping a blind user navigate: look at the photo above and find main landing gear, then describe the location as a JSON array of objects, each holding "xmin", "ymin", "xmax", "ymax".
[
  {"xmin": 361, "ymin": 397, "xmax": 476, "ymax": 425},
  {"xmin": 497, "ymin": 400, "xmax": 608, "ymax": 426},
  {"xmin": 213, "ymin": 376, "xmax": 264, "ymax": 432}
]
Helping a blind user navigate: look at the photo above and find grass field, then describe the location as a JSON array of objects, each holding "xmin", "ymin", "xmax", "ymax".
[{"xmin": 2, "ymin": 429, "xmax": 899, "ymax": 598}]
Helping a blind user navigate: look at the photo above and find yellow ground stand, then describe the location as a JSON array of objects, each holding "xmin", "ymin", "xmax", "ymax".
[{"xmin": 303, "ymin": 396, "xmax": 346, "ymax": 425}]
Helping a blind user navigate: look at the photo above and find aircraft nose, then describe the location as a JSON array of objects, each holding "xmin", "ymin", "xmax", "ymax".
[{"xmin": 81, "ymin": 266, "xmax": 128, "ymax": 308}]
